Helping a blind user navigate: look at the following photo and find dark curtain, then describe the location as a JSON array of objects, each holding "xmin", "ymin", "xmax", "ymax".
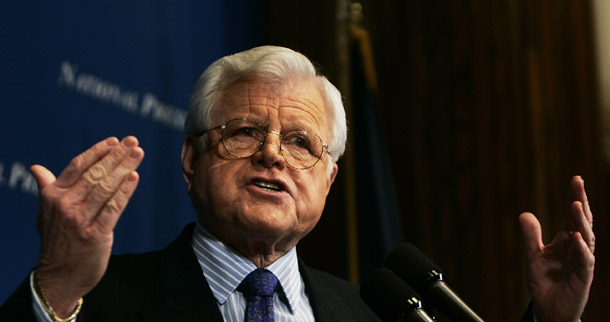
[{"xmin": 265, "ymin": 0, "xmax": 609, "ymax": 320}]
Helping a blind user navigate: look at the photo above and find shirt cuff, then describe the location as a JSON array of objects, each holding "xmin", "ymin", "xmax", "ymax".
[{"xmin": 30, "ymin": 271, "xmax": 54, "ymax": 322}]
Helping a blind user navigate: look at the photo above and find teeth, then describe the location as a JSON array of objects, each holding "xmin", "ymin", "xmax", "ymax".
[{"xmin": 254, "ymin": 180, "xmax": 281, "ymax": 191}]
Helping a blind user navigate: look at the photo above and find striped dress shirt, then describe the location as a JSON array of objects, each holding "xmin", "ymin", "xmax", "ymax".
[{"xmin": 191, "ymin": 222, "xmax": 315, "ymax": 322}]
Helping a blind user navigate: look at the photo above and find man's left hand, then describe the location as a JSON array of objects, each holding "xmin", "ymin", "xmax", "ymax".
[{"xmin": 519, "ymin": 176, "xmax": 595, "ymax": 322}]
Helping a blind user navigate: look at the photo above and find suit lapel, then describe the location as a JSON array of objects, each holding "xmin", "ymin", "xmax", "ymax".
[
  {"xmin": 299, "ymin": 260, "xmax": 357, "ymax": 322},
  {"xmin": 141, "ymin": 223, "xmax": 224, "ymax": 322}
]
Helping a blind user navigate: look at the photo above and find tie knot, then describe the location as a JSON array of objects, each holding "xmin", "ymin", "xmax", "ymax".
[{"xmin": 240, "ymin": 268, "xmax": 279, "ymax": 298}]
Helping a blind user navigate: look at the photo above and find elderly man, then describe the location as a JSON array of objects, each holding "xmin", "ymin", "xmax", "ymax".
[{"xmin": 0, "ymin": 46, "xmax": 595, "ymax": 322}]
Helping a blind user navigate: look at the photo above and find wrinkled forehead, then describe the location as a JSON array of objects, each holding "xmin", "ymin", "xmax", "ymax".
[{"xmin": 212, "ymin": 80, "xmax": 330, "ymax": 137}]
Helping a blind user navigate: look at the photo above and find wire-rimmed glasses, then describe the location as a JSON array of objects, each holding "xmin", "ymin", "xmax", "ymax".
[{"xmin": 197, "ymin": 118, "xmax": 329, "ymax": 170}]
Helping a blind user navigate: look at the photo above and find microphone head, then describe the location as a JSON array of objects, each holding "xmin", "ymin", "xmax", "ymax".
[
  {"xmin": 386, "ymin": 243, "xmax": 485, "ymax": 322},
  {"xmin": 360, "ymin": 268, "xmax": 424, "ymax": 322},
  {"xmin": 386, "ymin": 243, "xmax": 443, "ymax": 293}
]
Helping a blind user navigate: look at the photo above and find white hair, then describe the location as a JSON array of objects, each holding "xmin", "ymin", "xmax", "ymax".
[{"xmin": 185, "ymin": 46, "xmax": 347, "ymax": 172}]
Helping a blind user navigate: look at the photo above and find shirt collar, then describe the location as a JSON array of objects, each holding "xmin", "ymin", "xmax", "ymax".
[{"xmin": 191, "ymin": 222, "xmax": 302, "ymax": 312}]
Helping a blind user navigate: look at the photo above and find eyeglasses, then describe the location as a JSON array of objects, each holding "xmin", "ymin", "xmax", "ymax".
[{"xmin": 197, "ymin": 118, "xmax": 329, "ymax": 170}]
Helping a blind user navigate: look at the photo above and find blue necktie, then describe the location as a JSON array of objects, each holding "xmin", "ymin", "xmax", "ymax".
[{"xmin": 239, "ymin": 268, "xmax": 279, "ymax": 322}]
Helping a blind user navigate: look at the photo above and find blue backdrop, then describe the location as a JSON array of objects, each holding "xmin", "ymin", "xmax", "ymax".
[{"xmin": 0, "ymin": 1, "xmax": 264, "ymax": 303}]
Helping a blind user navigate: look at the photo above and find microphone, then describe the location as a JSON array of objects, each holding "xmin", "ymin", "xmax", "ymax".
[
  {"xmin": 360, "ymin": 267, "xmax": 435, "ymax": 322},
  {"xmin": 386, "ymin": 243, "xmax": 484, "ymax": 322}
]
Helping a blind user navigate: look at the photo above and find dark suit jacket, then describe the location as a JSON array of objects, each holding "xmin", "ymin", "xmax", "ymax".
[{"xmin": 0, "ymin": 224, "xmax": 380, "ymax": 322}]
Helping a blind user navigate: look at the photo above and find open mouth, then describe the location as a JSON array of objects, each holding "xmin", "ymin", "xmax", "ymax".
[{"xmin": 253, "ymin": 180, "xmax": 283, "ymax": 192}]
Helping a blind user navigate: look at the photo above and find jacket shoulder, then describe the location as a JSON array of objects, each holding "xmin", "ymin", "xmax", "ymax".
[{"xmin": 300, "ymin": 262, "xmax": 380, "ymax": 322}]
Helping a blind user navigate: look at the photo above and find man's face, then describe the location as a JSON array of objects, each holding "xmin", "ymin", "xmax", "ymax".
[{"xmin": 182, "ymin": 80, "xmax": 338, "ymax": 252}]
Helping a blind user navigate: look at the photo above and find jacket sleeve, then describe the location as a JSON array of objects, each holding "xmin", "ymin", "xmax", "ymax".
[{"xmin": 0, "ymin": 273, "xmax": 38, "ymax": 322}]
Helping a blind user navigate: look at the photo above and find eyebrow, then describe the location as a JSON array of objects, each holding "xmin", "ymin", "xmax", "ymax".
[{"xmin": 244, "ymin": 118, "xmax": 320, "ymax": 136}]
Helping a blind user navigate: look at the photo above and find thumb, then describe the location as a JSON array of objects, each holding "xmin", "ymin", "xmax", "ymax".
[
  {"xmin": 519, "ymin": 212, "xmax": 544, "ymax": 258},
  {"xmin": 30, "ymin": 165, "xmax": 56, "ymax": 190}
]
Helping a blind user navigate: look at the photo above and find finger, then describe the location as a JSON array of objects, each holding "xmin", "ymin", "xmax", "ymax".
[
  {"xmin": 81, "ymin": 146, "xmax": 144, "ymax": 219},
  {"xmin": 571, "ymin": 232, "xmax": 595, "ymax": 281},
  {"xmin": 564, "ymin": 176, "xmax": 584, "ymax": 231},
  {"xmin": 55, "ymin": 137, "xmax": 120, "ymax": 187},
  {"xmin": 30, "ymin": 165, "xmax": 57, "ymax": 190},
  {"xmin": 94, "ymin": 171, "xmax": 140, "ymax": 233},
  {"xmin": 519, "ymin": 212, "xmax": 544, "ymax": 259},
  {"xmin": 568, "ymin": 175, "xmax": 582, "ymax": 200},
  {"xmin": 66, "ymin": 137, "xmax": 139, "ymax": 202},
  {"xmin": 32, "ymin": 165, "xmax": 57, "ymax": 234},
  {"xmin": 572, "ymin": 201, "xmax": 595, "ymax": 254},
  {"xmin": 569, "ymin": 176, "xmax": 593, "ymax": 226},
  {"xmin": 577, "ymin": 178, "xmax": 593, "ymax": 228}
]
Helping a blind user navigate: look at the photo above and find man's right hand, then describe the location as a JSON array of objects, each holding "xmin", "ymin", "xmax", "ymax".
[{"xmin": 31, "ymin": 136, "xmax": 144, "ymax": 318}]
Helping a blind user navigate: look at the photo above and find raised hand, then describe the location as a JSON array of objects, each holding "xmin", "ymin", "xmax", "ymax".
[
  {"xmin": 32, "ymin": 136, "xmax": 144, "ymax": 318},
  {"xmin": 519, "ymin": 176, "xmax": 595, "ymax": 322}
]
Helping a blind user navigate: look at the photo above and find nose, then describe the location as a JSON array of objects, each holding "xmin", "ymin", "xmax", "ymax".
[{"xmin": 250, "ymin": 131, "xmax": 286, "ymax": 169}]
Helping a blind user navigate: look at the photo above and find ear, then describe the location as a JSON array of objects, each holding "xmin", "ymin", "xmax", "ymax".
[
  {"xmin": 181, "ymin": 135, "xmax": 199, "ymax": 191},
  {"xmin": 326, "ymin": 162, "xmax": 339, "ymax": 192}
]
